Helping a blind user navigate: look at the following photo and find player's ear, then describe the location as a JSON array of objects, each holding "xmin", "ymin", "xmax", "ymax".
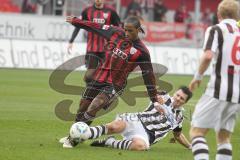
[
  {"xmin": 137, "ymin": 27, "xmax": 141, "ymax": 33},
  {"xmin": 138, "ymin": 27, "xmax": 145, "ymax": 34},
  {"xmin": 137, "ymin": 27, "xmax": 142, "ymax": 33}
]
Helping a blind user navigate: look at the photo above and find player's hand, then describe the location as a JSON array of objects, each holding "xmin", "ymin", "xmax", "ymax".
[
  {"xmin": 67, "ymin": 43, "xmax": 73, "ymax": 54},
  {"xmin": 66, "ymin": 16, "xmax": 75, "ymax": 24},
  {"xmin": 157, "ymin": 95, "xmax": 165, "ymax": 104},
  {"xmin": 169, "ymin": 137, "xmax": 176, "ymax": 143},
  {"xmin": 154, "ymin": 102, "xmax": 166, "ymax": 115},
  {"xmin": 189, "ymin": 79, "xmax": 201, "ymax": 92},
  {"xmin": 188, "ymin": 145, "xmax": 192, "ymax": 150}
]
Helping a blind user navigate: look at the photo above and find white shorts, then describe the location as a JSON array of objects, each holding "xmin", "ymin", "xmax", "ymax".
[
  {"xmin": 115, "ymin": 113, "xmax": 150, "ymax": 149},
  {"xmin": 191, "ymin": 94, "xmax": 240, "ymax": 132}
]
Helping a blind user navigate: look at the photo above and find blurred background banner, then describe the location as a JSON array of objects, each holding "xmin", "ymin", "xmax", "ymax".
[
  {"xmin": 0, "ymin": 14, "xmax": 206, "ymax": 47},
  {"xmin": 142, "ymin": 22, "xmax": 207, "ymax": 47},
  {"xmin": 0, "ymin": 38, "xmax": 211, "ymax": 75},
  {"xmin": 0, "ymin": 14, "xmax": 75, "ymax": 41}
]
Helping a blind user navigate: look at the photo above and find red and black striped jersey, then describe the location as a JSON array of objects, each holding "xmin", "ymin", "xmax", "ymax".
[
  {"xmin": 71, "ymin": 18, "xmax": 158, "ymax": 102},
  {"xmin": 69, "ymin": 4, "xmax": 121, "ymax": 53}
]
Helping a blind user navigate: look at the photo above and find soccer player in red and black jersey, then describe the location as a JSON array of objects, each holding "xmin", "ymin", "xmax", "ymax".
[
  {"xmin": 66, "ymin": 15, "xmax": 162, "ymax": 122},
  {"xmin": 68, "ymin": 0, "xmax": 121, "ymax": 83},
  {"xmin": 61, "ymin": 16, "xmax": 163, "ymax": 148}
]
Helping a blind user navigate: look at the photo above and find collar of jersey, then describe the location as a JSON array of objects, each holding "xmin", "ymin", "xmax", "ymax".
[{"xmin": 220, "ymin": 19, "xmax": 237, "ymax": 25}]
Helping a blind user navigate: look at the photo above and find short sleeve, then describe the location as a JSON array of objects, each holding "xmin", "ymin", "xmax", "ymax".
[{"xmin": 203, "ymin": 26, "xmax": 221, "ymax": 54}]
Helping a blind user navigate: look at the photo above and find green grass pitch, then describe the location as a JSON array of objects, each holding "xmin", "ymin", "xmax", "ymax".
[{"xmin": 0, "ymin": 69, "xmax": 239, "ymax": 160}]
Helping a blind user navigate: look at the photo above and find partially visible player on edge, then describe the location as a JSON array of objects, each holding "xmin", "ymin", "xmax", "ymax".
[
  {"xmin": 61, "ymin": 15, "xmax": 162, "ymax": 147},
  {"xmin": 63, "ymin": 86, "xmax": 193, "ymax": 150},
  {"xmin": 189, "ymin": 1, "xmax": 240, "ymax": 160},
  {"xmin": 68, "ymin": 0, "xmax": 120, "ymax": 83}
]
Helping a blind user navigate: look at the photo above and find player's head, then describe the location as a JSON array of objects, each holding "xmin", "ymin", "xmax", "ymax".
[
  {"xmin": 124, "ymin": 16, "xmax": 145, "ymax": 41},
  {"xmin": 217, "ymin": 0, "xmax": 240, "ymax": 21},
  {"xmin": 172, "ymin": 86, "xmax": 192, "ymax": 108},
  {"xmin": 94, "ymin": 0, "xmax": 104, "ymax": 8}
]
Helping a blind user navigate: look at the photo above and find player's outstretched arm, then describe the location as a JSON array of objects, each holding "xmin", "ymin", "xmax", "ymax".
[
  {"xmin": 66, "ymin": 16, "xmax": 75, "ymax": 23},
  {"xmin": 66, "ymin": 16, "xmax": 116, "ymax": 40},
  {"xmin": 138, "ymin": 54, "xmax": 158, "ymax": 103},
  {"xmin": 67, "ymin": 27, "xmax": 80, "ymax": 54},
  {"xmin": 173, "ymin": 131, "xmax": 191, "ymax": 150},
  {"xmin": 189, "ymin": 50, "xmax": 213, "ymax": 91},
  {"xmin": 153, "ymin": 102, "xmax": 167, "ymax": 115}
]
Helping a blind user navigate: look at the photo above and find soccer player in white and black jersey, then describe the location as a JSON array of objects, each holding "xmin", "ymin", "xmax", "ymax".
[
  {"xmin": 62, "ymin": 86, "xmax": 192, "ymax": 150},
  {"xmin": 189, "ymin": 1, "xmax": 240, "ymax": 160}
]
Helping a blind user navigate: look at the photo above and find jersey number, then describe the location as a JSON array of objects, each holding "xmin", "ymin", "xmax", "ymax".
[{"xmin": 231, "ymin": 36, "xmax": 240, "ymax": 65}]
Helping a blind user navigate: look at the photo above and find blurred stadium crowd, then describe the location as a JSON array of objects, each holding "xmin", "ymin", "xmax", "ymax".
[{"xmin": 0, "ymin": 0, "xmax": 224, "ymax": 25}]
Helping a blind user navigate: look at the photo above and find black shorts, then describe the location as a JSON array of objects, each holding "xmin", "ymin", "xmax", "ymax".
[
  {"xmin": 85, "ymin": 52, "xmax": 105, "ymax": 69},
  {"xmin": 82, "ymin": 81, "xmax": 123, "ymax": 101}
]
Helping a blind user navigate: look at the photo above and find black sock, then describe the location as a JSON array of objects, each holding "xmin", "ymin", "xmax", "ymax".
[{"xmin": 75, "ymin": 112, "xmax": 94, "ymax": 122}]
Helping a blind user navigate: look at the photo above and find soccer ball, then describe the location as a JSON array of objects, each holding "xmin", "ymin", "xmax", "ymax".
[{"xmin": 69, "ymin": 122, "xmax": 91, "ymax": 140}]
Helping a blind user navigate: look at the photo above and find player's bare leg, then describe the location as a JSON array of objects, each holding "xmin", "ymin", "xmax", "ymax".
[
  {"xmin": 84, "ymin": 93, "xmax": 110, "ymax": 119},
  {"xmin": 128, "ymin": 138, "xmax": 148, "ymax": 151},
  {"xmin": 88, "ymin": 120, "xmax": 126, "ymax": 143},
  {"xmin": 216, "ymin": 129, "xmax": 232, "ymax": 160},
  {"xmin": 105, "ymin": 120, "xmax": 126, "ymax": 134},
  {"xmin": 84, "ymin": 69, "xmax": 96, "ymax": 83},
  {"xmin": 78, "ymin": 99, "xmax": 92, "ymax": 113},
  {"xmin": 189, "ymin": 127, "xmax": 209, "ymax": 140},
  {"xmin": 75, "ymin": 99, "xmax": 93, "ymax": 125},
  {"xmin": 90, "ymin": 120, "xmax": 148, "ymax": 151},
  {"xmin": 90, "ymin": 120, "xmax": 131, "ymax": 150}
]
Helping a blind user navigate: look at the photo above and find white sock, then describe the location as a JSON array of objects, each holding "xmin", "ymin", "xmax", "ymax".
[
  {"xmin": 191, "ymin": 136, "xmax": 209, "ymax": 160},
  {"xmin": 88, "ymin": 125, "xmax": 107, "ymax": 139},
  {"xmin": 106, "ymin": 138, "xmax": 132, "ymax": 150},
  {"xmin": 216, "ymin": 143, "xmax": 232, "ymax": 160}
]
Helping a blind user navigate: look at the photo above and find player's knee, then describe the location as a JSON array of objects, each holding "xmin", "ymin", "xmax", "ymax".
[
  {"xmin": 107, "ymin": 125, "xmax": 118, "ymax": 133},
  {"xmin": 190, "ymin": 127, "xmax": 208, "ymax": 140},
  {"xmin": 84, "ymin": 74, "xmax": 92, "ymax": 83},
  {"xmin": 107, "ymin": 121, "xmax": 126, "ymax": 133},
  {"xmin": 89, "ymin": 98, "xmax": 104, "ymax": 110},
  {"xmin": 84, "ymin": 69, "xmax": 96, "ymax": 83},
  {"xmin": 189, "ymin": 127, "xmax": 199, "ymax": 139},
  {"xmin": 217, "ymin": 129, "xmax": 231, "ymax": 144},
  {"xmin": 129, "ymin": 140, "xmax": 147, "ymax": 151},
  {"xmin": 217, "ymin": 138, "xmax": 230, "ymax": 144},
  {"xmin": 78, "ymin": 99, "xmax": 91, "ymax": 113}
]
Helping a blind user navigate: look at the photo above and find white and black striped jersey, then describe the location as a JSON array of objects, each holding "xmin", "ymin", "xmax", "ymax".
[
  {"xmin": 137, "ymin": 93, "xmax": 184, "ymax": 144},
  {"xmin": 203, "ymin": 19, "xmax": 240, "ymax": 103}
]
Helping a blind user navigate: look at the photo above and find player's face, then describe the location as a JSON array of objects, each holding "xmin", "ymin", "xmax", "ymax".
[
  {"xmin": 172, "ymin": 89, "xmax": 188, "ymax": 108},
  {"xmin": 124, "ymin": 23, "xmax": 139, "ymax": 41},
  {"xmin": 95, "ymin": 0, "xmax": 104, "ymax": 7}
]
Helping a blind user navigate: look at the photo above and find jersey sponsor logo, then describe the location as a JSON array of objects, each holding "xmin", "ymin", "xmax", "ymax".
[
  {"xmin": 112, "ymin": 48, "xmax": 128, "ymax": 60},
  {"xmin": 78, "ymin": 15, "xmax": 82, "ymax": 20},
  {"xmin": 102, "ymin": 25, "xmax": 110, "ymax": 30},
  {"xmin": 130, "ymin": 47, "xmax": 137, "ymax": 55},
  {"xmin": 103, "ymin": 13, "xmax": 109, "ymax": 19},
  {"xmin": 93, "ymin": 18, "xmax": 106, "ymax": 24}
]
